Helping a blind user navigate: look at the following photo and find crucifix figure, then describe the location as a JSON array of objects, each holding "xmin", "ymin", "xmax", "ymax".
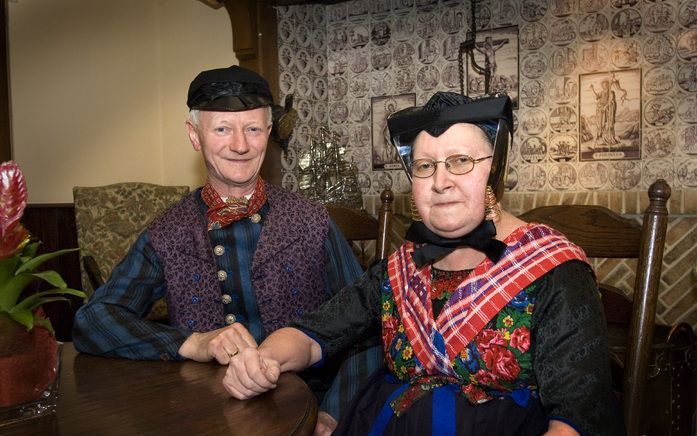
[
  {"xmin": 458, "ymin": 0, "xmax": 509, "ymax": 95},
  {"xmin": 475, "ymin": 36, "xmax": 509, "ymax": 81}
]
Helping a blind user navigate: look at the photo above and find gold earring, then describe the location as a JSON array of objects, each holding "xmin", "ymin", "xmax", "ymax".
[
  {"xmin": 485, "ymin": 185, "xmax": 501, "ymax": 223},
  {"xmin": 410, "ymin": 193, "xmax": 422, "ymax": 222}
]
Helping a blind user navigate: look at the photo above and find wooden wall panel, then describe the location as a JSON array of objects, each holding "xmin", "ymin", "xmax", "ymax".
[{"xmin": 21, "ymin": 205, "xmax": 83, "ymax": 342}]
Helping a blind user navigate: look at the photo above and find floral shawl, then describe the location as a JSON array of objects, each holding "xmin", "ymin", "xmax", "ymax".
[{"xmin": 384, "ymin": 223, "xmax": 588, "ymax": 383}]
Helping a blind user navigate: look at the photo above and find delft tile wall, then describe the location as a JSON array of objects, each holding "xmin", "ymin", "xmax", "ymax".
[
  {"xmin": 277, "ymin": 0, "xmax": 697, "ymax": 197},
  {"xmin": 276, "ymin": 0, "xmax": 697, "ymax": 329}
]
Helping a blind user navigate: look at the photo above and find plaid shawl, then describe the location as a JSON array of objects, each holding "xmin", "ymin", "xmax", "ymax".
[{"xmin": 387, "ymin": 223, "xmax": 589, "ymax": 376}]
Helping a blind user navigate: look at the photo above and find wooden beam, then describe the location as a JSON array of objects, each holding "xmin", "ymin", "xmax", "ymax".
[
  {"xmin": 196, "ymin": 0, "xmax": 224, "ymax": 9},
  {"xmin": 221, "ymin": 0, "xmax": 281, "ymax": 186},
  {"xmin": 0, "ymin": 0, "xmax": 12, "ymax": 162}
]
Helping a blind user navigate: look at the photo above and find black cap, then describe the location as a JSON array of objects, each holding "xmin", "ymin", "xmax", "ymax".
[{"xmin": 186, "ymin": 65, "xmax": 274, "ymax": 111}]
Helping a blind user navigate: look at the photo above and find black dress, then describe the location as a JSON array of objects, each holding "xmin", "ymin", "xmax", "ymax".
[{"xmin": 293, "ymin": 256, "xmax": 625, "ymax": 436}]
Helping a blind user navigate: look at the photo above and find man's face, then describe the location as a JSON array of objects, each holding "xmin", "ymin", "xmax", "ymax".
[{"xmin": 187, "ymin": 107, "xmax": 271, "ymax": 197}]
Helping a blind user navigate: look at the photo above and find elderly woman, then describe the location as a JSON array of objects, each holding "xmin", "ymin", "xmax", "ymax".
[{"xmin": 223, "ymin": 92, "xmax": 624, "ymax": 436}]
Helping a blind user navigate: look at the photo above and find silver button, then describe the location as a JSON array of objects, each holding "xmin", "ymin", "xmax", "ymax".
[
  {"xmin": 213, "ymin": 245, "xmax": 225, "ymax": 256},
  {"xmin": 225, "ymin": 314, "xmax": 236, "ymax": 325},
  {"xmin": 250, "ymin": 213, "xmax": 261, "ymax": 223},
  {"xmin": 217, "ymin": 270, "xmax": 227, "ymax": 281},
  {"xmin": 222, "ymin": 294, "xmax": 232, "ymax": 304}
]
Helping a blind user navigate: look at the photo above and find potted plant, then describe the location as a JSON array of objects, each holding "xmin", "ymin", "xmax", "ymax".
[{"xmin": 0, "ymin": 161, "xmax": 85, "ymax": 416}]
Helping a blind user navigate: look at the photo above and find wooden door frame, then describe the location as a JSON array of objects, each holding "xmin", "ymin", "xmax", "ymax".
[
  {"xmin": 0, "ymin": 0, "xmax": 11, "ymax": 162},
  {"xmin": 221, "ymin": 0, "xmax": 282, "ymax": 186}
]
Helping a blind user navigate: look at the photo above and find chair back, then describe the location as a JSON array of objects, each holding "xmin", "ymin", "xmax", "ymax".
[
  {"xmin": 519, "ymin": 179, "xmax": 671, "ymax": 436},
  {"xmin": 73, "ymin": 182, "xmax": 189, "ymax": 319},
  {"xmin": 327, "ymin": 188, "xmax": 394, "ymax": 268}
]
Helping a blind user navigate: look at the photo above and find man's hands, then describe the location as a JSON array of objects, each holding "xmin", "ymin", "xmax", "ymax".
[
  {"xmin": 178, "ymin": 323, "xmax": 258, "ymax": 363},
  {"xmin": 222, "ymin": 348, "xmax": 280, "ymax": 399}
]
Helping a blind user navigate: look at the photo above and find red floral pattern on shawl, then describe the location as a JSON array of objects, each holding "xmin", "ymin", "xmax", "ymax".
[{"xmin": 386, "ymin": 223, "xmax": 588, "ymax": 376}]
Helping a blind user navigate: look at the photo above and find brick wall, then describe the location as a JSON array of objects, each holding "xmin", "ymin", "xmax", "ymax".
[{"xmin": 363, "ymin": 190, "xmax": 697, "ymax": 331}]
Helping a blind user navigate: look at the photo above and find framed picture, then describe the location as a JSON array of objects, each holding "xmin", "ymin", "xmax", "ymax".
[
  {"xmin": 466, "ymin": 26, "xmax": 519, "ymax": 108},
  {"xmin": 579, "ymin": 69, "xmax": 641, "ymax": 161},
  {"xmin": 371, "ymin": 93, "xmax": 415, "ymax": 170}
]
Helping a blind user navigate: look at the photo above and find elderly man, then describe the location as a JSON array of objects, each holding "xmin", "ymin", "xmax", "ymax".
[{"xmin": 73, "ymin": 65, "xmax": 381, "ymax": 432}]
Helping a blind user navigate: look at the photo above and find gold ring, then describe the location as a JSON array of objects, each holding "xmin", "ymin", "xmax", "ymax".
[{"xmin": 225, "ymin": 347, "xmax": 239, "ymax": 359}]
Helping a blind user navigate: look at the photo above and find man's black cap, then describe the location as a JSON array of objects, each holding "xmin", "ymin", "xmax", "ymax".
[{"xmin": 186, "ymin": 65, "xmax": 274, "ymax": 111}]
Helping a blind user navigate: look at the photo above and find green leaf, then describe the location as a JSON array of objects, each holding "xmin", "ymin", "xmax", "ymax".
[
  {"xmin": 518, "ymin": 357, "xmax": 532, "ymax": 371},
  {"xmin": 31, "ymin": 270, "xmax": 67, "ymax": 288},
  {"xmin": 32, "ymin": 315, "xmax": 55, "ymax": 335},
  {"xmin": 9, "ymin": 309, "xmax": 33, "ymax": 330},
  {"xmin": 22, "ymin": 242, "xmax": 40, "ymax": 258},
  {"xmin": 15, "ymin": 247, "xmax": 79, "ymax": 274},
  {"xmin": 0, "ymin": 273, "xmax": 34, "ymax": 310},
  {"xmin": 12, "ymin": 296, "xmax": 68, "ymax": 313},
  {"xmin": 12, "ymin": 288, "xmax": 85, "ymax": 312},
  {"xmin": 0, "ymin": 256, "xmax": 20, "ymax": 285}
]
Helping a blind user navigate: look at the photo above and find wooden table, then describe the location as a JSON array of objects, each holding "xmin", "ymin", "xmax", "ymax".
[{"xmin": 2, "ymin": 343, "xmax": 317, "ymax": 435}]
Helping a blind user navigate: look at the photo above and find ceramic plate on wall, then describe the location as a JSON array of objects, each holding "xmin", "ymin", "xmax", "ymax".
[
  {"xmin": 678, "ymin": 125, "xmax": 697, "ymax": 154},
  {"xmin": 643, "ymin": 34, "xmax": 675, "ymax": 64},
  {"xmin": 644, "ymin": 128, "xmax": 676, "ymax": 157},
  {"xmin": 520, "ymin": 22, "xmax": 548, "ymax": 50},
  {"xmin": 578, "ymin": 162, "xmax": 608, "ymax": 189},
  {"xmin": 548, "ymin": 163, "xmax": 578, "ymax": 190}
]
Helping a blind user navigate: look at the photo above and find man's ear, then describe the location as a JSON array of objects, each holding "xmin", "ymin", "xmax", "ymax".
[{"xmin": 186, "ymin": 120, "xmax": 201, "ymax": 151}]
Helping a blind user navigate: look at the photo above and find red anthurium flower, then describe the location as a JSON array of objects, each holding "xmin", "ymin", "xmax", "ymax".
[{"xmin": 0, "ymin": 161, "xmax": 27, "ymax": 245}]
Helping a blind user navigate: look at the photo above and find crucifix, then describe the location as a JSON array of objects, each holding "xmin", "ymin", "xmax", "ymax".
[{"xmin": 458, "ymin": 0, "xmax": 509, "ymax": 95}]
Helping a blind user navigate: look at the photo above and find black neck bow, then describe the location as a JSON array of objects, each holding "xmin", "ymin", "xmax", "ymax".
[{"xmin": 405, "ymin": 220, "xmax": 506, "ymax": 268}]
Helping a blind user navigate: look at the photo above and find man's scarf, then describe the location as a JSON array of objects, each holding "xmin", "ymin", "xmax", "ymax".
[
  {"xmin": 201, "ymin": 178, "xmax": 266, "ymax": 230},
  {"xmin": 387, "ymin": 223, "xmax": 589, "ymax": 376}
]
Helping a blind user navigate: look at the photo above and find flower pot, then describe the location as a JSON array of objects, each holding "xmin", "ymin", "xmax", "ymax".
[{"xmin": 0, "ymin": 316, "xmax": 61, "ymax": 425}]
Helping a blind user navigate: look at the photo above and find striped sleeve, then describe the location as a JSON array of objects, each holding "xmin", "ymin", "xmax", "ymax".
[
  {"xmin": 312, "ymin": 219, "xmax": 384, "ymax": 419},
  {"xmin": 72, "ymin": 231, "xmax": 190, "ymax": 361},
  {"xmin": 323, "ymin": 218, "xmax": 364, "ymax": 295}
]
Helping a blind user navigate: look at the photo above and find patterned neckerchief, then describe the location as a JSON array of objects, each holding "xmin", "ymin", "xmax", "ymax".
[
  {"xmin": 201, "ymin": 178, "xmax": 267, "ymax": 230},
  {"xmin": 431, "ymin": 268, "xmax": 471, "ymax": 300},
  {"xmin": 386, "ymin": 223, "xmax": 589, "ymax": 376}
]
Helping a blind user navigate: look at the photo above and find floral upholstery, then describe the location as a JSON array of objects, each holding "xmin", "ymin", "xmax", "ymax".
[{"xmin": 73, "ymin": 182, "xmax": 189, "ymax": 320}]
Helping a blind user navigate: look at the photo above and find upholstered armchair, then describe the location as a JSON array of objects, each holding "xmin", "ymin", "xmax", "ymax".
[{"xmin": 73, "ymin": 182, "xmax": 189, "ymax": 321}]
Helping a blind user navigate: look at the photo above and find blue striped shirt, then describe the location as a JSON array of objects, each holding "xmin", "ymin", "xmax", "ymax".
[{"xmin": 73, "ymin": 195, "xmax": 381, "ymax": 419}]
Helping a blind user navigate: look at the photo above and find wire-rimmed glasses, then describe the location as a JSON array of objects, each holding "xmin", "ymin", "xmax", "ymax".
[{"xmin": 411, "ymin": 154, "xmax": 493, "ymax": 178}]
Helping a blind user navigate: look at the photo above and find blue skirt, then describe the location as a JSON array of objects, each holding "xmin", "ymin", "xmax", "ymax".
[{"xmin": 333, "ymin": 369, "xmax": 548, "ymax": 436}]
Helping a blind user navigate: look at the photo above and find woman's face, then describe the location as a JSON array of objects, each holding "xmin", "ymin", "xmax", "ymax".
[{"xmin": 411, "ymin": 123, "xmax": 493, "ymax": 239}]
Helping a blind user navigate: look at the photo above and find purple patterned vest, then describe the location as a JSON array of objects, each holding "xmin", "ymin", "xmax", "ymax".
[{"xmin": 148, "ymin": 182, "xmax": 329, "ymax": 334}]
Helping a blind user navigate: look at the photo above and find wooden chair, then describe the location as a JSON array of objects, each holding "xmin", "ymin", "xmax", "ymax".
[
  {"xmin": 518, "ymin": 179, "xmax": 694, "ymax": 435},
  {"xmin": 73, "ymin": 182, "xmax": 190, "ymax": 321},
  {"xmin": 326, "ymin": 188, "xmax": 394, "ymax": 268}
]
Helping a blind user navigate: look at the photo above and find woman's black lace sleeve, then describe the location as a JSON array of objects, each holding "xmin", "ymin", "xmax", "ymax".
[
  {"xmin": 531, "ymin": 260, "xmax": 625, "ymax": 436},
  {"xmin": 291, "ymin": 260, "xmax": 386, "ymax": 357}
]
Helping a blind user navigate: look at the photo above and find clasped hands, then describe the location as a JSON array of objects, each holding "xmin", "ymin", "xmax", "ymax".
[
  {"xmin": 223, "ymin": 347, "xmax": 280, "ymax": 399},
  {"xmin": 177, "ymin": 322, "xmax": 280, "ymax": 399}
]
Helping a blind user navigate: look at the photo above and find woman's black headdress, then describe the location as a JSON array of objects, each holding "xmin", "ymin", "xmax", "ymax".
[
  {"xmin": 386, "ymin": 92, "xmax": 513, "ymax": 267},
  {"xmin": 387, "ymin": 92, "xmax": 513, "ymax": 199}
]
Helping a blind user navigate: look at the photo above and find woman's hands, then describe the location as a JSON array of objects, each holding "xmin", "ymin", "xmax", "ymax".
[
  {"xmin": 544, "ymin": 420, "xmax": 580, "ymax": 436},
  {"xmin": 221, "ymin": 327, "xmax": 322, "ymax": 400},
  {"xmin": 223, "ymin": 348, "xmax": 281, "ymax": 399},
  {"xmin": 314, "ymin": 411, "xmax": 338, "ymax": 436}
]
